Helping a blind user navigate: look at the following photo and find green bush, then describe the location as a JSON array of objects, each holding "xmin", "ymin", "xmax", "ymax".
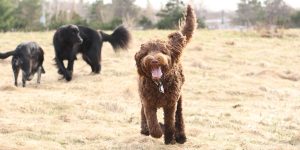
[
  {"xmin": 99, "ymin": 18, "xmax": 122, "ymax": 30},
  {"xmin": 156, "ymin": 0, "xmax": 185, "ymax": 29},
  {"xmin": 0, "ymin": 0, "xmax": 15, "ymax": 31},
  {"xmin": 291, "ymin": 11, "xmax": 300, "ymax": 27},
  {"xmin": 197, "ymin": 18, "xmax": 206, "ymax": 28},
  {"xmin": 138, "ymin": 16, "xmax": 153, "ymax": 29},
  {"xmin": 48, "ymin": 11, "xmax": 88, "ymax": 30}
]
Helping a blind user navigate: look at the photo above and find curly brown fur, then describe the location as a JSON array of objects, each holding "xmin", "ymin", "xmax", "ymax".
[
  {"xmin": 134, "ymin": 5, "xmax": 196, "ymax": 144},
  {"xmin": 180, "ymin": 5, "xmax": 197, "ymax": 43}
]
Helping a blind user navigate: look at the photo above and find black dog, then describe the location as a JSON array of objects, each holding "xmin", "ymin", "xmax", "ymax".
[
  {"xmin": 53, "ymin": 24, "xmax": 131, "ymax": 81},
  {"xmin": 0, "ymin": 42, "xmax": 45, "ymax": 87}
]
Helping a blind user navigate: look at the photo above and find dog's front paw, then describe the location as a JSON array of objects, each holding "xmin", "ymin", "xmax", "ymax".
[
  {"xmin": 141, "ymin": 124, "xmax": 150, "ymax": 136},
  {"xmin": 140, "ymin": 129, "xmax": 149, "ymax": 136},
  {"xmin": 175, "ymin": 134, "xmax": 187, "ymax": 144},
  {"xmin": 164, "ymin": 129, "xmax": 176, "ymax": 144},
  {"xmin": 64, "ymin": 71, "xmax": 72, "ymax": 81},
  {"xmin": 159, "ymin": 122, "xmax": 165, "ymax": 133},
  {"xmin": 58, "ymin": 69, "xmax": 63, "ymax": 75},
  {"xmin": 149, "ymin": 125, "xmax": 163, "ymax": 138},
  {"xmin": 164, "ymin": 137, "xmax": 176, "ymax": 145}
]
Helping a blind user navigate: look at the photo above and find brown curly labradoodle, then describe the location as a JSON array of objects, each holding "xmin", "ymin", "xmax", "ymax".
[{"xmin": 134, "ymin": 5, "xmax": 196, "ymax": 144}]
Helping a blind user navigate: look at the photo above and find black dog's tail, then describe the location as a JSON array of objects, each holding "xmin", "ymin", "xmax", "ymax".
[
  {"xmin": 0, "ymin": 50, "xmax": 15, "ymax": 59},
  {"xmin": 99, "ymin": 25, "xmax": 131, "ymax": 52}
]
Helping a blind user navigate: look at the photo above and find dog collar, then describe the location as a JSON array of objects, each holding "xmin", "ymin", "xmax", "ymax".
[{"xmin": 154, "ymin": 81, "xmax": 164, "ymax": 93}]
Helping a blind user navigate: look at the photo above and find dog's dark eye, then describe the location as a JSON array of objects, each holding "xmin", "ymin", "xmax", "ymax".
[{"xmin": 72, "ymin": 30, "xmax": 78, "ymax": 35}]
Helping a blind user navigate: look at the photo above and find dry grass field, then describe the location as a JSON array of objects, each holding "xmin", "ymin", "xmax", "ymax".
[{"xmin": 0, "ymin": 29, "xmax": 300, "ymax": 149}]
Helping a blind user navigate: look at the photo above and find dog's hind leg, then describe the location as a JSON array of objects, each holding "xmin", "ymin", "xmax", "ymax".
[
  {"xmin": 82, "ymin": 54, "xmax": 94, "ymax": 72},
  {"xmin": 37, "ymin": 66, "xmax": 42, "ymax": 84},
  {"xmin": 41, "ymin": 66, "xmax": 45, "ymax": 73},
  {"xmin": 140, "ymin": 105, "xmax": 149, "ymax": 136},
  {"xmin": 175, "ymin": 96, "xmax": 187, "ymax": 144},
  {"xmin": 12, "ymin": 65, "xmax": 20, "ymax": 87},
  {"xmin": 86, "ymin": 52, "xmax": 101, "ymax": 73},
  {"xmin": 85, "ymin": 44, "xmax": 101, "ymax": 73},
  {"xmin": 22, "ymin": 72, "xmax": 26, "ymax": 87}
]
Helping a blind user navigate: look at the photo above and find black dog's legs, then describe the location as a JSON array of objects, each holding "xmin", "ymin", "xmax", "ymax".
[
  {"xmin": 55, "ymin": 58, "xmax": 72, "ymax": 81},
  {"xmin": 92, "ymin": 63, "xmax": 101, "ymax": 73},
  {"xmin": 37, "ymin": 66, "xmax": 42, "ymax": 84},
  {"xmin": 55, "ymin": 57, "xmax": 66, "ymax": 75},
  {"xmin": 66, "ymin": 59, "xmax": 74, "ymax": 77},
  {"xmin": 85, "ymin": 50, "xmax": 101, "ymax": 73},
  {"xmin": 13, "ymin": 66, "xmax": 20, "ymax": 86},
  {"xmin": 22, "ymin": 72, "xmax": 26, "ymax": 87},
  {"xmin": 82, "ymin": 54, "xmax": 93, "ymax": 71},
  {"xmin": 83, "ymin": 54, "xmax": 101, "ymax": 73}
]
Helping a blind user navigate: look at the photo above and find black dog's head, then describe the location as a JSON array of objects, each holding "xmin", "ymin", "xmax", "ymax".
[
  {"xmin": 12, "ymin": 58, "xmax": 33, "ymax": 81},
  {"xmin": 58, "ymin": 24, "xmax": 83, "ymax": 45},
  {"xmin": 12, "ymin": 42, "xmax": 45, "ymax": 82},
  {"xmin": 20, "ymin": 60, "xmax": 34, "ymax": 81}
]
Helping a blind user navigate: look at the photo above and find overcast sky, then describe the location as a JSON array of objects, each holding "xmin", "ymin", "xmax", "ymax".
[{"xmin": 101, "ymin": 0, "xmax": 300, "ymax": 11}]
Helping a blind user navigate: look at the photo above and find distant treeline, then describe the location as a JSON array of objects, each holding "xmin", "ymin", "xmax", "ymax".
[
  {"xmin": 1, "ymin": 0, "xmax": 300, "ymax": 32},
  {"xmin": 0, "ymin": 0, "xmax": 205, "ymax": 32},
  {"xmin": 235, "ymin": 0, "xmax": 300, "ymax": 28}
]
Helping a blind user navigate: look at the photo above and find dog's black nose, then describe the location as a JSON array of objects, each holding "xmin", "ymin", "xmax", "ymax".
[{"xmin": 151, "ymin": 60, "xmax": 159, "ymax": 65}]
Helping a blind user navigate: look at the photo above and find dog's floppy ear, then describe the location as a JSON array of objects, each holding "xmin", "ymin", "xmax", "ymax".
[
  {"xmin": 57, "ymin": 25, "xmax": 71, "ymax": 42},
  {"xmin": 135, "ymin": 44, "xmax": 148, "ymax": 75},
  {"xmin": 134, "ymin": 44, "xmax": 146, "ymax": 61}
]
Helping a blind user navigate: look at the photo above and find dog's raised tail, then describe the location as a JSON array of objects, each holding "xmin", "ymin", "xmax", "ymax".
[
  {"xmin": 0, "ymin": 50, "xmax": 15, "ymax": 59},
  {"xmin": 181, "ymin": 5, "xmax": 197, "ymax": 43},
  {"xmin": 99, "ymin": 25, "xmax": 131, "ymax": 52}
]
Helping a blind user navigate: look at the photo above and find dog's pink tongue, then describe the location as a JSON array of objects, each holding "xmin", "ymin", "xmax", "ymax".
[{"xmin": 151, "ymin": 67, "xmax": 162, "ymax": 80}]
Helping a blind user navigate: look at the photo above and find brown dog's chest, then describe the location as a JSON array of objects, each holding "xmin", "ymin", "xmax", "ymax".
[{"xmin": 139, "ymin": 75, "xmax": 183, "ymax": 108}]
